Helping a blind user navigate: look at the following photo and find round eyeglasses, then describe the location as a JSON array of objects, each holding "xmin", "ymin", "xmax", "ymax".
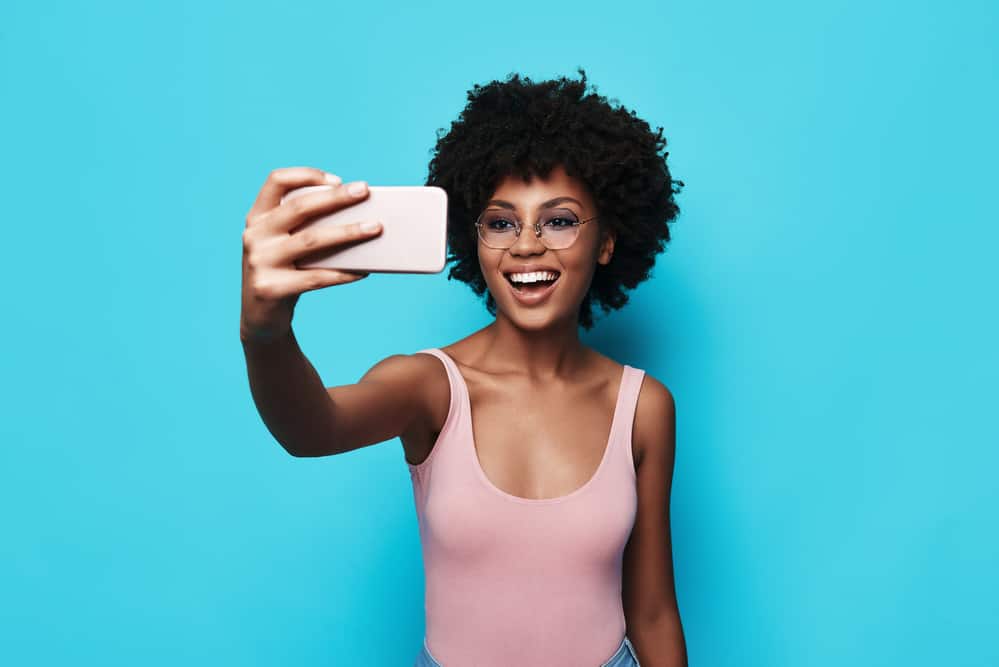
[{"xmin": 474, "ymin": 207, "xmax": 598, "ymax": 250}]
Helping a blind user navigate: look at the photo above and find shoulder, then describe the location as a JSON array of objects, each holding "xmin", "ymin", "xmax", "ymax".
[
  {"xmin": 591, "ymin": 348, "xmax": 672, "ymax": 413},
  {"xmin": 361, "ymin": 350, "xmax": 446, "ymax": 386},
  {"xmin": 587, "ymin": 349, "xmax": 675, "ymax": 466},
  {"xmin": 399, "ymin": 349, "xmax": 452, "ymax": 400},
  {"xmin": 635, "ymin": 371, "xmax": 674, "ymax": 413},
  {"xmin": 368, "ymin": 351, "xmax": 454, "ymax": 459},
  {"xmin": 632, "ymin": 371, "xmax": 676, "ymax": 468},
  {"xmin": 359, "ymin": 350, "xmax": 451, "ymax": 419}
]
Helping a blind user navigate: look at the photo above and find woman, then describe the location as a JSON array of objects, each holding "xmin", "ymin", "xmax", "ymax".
[{"xmin": 240, "ymin": 70, "xmax": 686, "ymax": 666}]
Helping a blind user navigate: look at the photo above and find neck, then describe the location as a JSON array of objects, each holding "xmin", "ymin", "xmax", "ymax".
[{"xmin": 479, "ymin": 310, "xmax": 588, "ymax": 381}]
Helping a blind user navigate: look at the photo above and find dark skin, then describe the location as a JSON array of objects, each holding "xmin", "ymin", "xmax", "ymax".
[{"xmin": 401, "ymin": 165, "xmax": 688, "ymax": 666}]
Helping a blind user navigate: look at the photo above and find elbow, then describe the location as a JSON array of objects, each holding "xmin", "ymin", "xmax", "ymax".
[
  {"xmin": 279, "ymin": 438, "xmax": 340, "ymax": 458},
  {"xmin": 283, "ymin": 442, "xmax": 318, "ymax": 457},
  {"xmin": 275, "ymin": 436, "xmax": 313, "ymax": 458},
  {"xmin": 279, "ymin": 441, "xmax": 305, "ymax": 457}
]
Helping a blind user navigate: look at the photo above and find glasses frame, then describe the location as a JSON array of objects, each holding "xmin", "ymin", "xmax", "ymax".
[{"xmin": 473, "ymin": 208, "xmax": 600, "ymax": 250}]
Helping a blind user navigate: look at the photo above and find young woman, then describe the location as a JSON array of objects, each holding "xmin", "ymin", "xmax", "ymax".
[{"xmin": 240, "ymin": 70, "xmax": 686, "ymax": 667}]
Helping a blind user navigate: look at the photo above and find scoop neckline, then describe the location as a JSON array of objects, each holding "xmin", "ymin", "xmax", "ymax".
[{"xmin": 434, "ymin": 347, "xmax": 629, "ymax": 505}]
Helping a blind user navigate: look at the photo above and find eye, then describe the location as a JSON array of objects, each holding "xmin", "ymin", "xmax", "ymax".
[
  {"xmin": 479, "ymin": 211, "xmax": 519, "ymax": 231},
  {"xmin": 486, "ymin": 218, "xmax": 516, "ymax": 231},
  {"xmin": 541, "ymin": 208, "xmax": 581, "ymax": 229},
  {"xmin": 545, "ymin": 216, "xmax": 578, "ymax": 228}
]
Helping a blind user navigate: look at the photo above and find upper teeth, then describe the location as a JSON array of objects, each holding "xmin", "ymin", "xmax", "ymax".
[{"xmin": 509, "ymin": 271, "xmax": 558, "ymax": 283}]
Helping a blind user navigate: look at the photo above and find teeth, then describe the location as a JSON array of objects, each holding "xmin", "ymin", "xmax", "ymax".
[{"xmin": 508, "ymin": 271, "xmax": 558, "ymax": 284}]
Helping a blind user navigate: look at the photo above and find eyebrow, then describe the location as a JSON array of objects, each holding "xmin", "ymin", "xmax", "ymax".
[{"xmin": 485, "ymin": 196, "xmax": 584, "ymax": 210}]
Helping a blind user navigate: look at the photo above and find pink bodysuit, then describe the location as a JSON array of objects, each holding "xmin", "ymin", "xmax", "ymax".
[{"xmin": 407, "ymin": 347, "xmax": 646, "ymax": 666}]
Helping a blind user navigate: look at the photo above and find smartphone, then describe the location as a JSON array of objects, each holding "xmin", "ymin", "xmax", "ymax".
[{"xmin": 279, "ymin": 185, "xmax": 448, "ymax": 273}]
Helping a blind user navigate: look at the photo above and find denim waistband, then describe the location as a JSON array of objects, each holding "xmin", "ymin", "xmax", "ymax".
[{"xmin": 413, "ymin": 635, "xmax": 641, "ymax": 667}]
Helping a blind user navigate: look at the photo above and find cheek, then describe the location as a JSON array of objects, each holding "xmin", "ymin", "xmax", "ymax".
[
  {"xmin": 564, "ymin": 240, "xmax": 604, "ymax": 276},
  {"xmin": 477, "ymin": 247, "xmax": 503, "ymax": 283}
]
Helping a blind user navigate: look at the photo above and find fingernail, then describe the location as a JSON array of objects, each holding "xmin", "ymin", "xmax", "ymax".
[
  {"xmin": 360, "ymin": 221, "xmax": 381, "ymax": 232},
  {"xmin": 347, "ymin": 181, "xmax": 368, "ymax": 196},
  {"xmin": 324, "ymin": 172, "xmax": 341, "ymax": 185}
]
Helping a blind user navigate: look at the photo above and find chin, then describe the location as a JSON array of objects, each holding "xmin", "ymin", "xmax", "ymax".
[{"xmin": 494, "ymin": 293, "xmax": 580, "ymax": 330}]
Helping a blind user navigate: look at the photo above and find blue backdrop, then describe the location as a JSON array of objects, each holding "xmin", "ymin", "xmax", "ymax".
[{"xmin": 2, "ymin": 0, "xmax": 996, "ymax": 664}]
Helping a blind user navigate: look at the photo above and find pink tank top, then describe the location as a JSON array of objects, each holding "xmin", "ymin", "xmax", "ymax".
[{"xmin": 407, "ymin": 348, "xmax": 645, "ymax": 666}]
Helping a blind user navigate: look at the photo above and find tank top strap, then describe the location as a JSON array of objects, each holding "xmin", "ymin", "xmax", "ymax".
[
  {"xmin": 611, "ymin": 366, "xmax": 646, "ymax": 472},
  {"xmin": 416, "ymin": 347, "xmax": 468, "ymax": 430},
  {"xmin": 414, "ymin": 347, "xmax": 465, "ymax": 415},
  {"xmin": 619, "ymin": 366, "xmax": 646, "ymax": 426}
]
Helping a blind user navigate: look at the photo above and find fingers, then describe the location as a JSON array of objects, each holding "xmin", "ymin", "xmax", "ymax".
[
  {"xmin": 241, "ymin": 168, "xmax": 372, "ymax": 337},
  {"xmin": 254, "ymin": 179, "xmax": 371, "ymax": 236},
  {"xmin": 265, "ymin": 268, "xmax": 371, "ymax": 301},
  {"xmin": 247, "ymin": 167, "xmax": 341, "ymax": 219},
  {"xmin": 299, "ymin": 269, "xmax": 371, "ymax": 294},
  {"xmin": 268, "ymin": 220, "xmax": 384, "ymax": 267}
]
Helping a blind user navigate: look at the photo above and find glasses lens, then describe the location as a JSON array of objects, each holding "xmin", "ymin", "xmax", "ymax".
[
  {"xmin": 539, "ymin": 208, "xmax": 581, "ymax": 249},
  {"xmin": 478, "ymin": 210, "xmax": 519, "ymax": 248}
]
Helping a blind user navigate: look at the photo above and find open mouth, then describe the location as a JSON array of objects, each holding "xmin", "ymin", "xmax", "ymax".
[{"xmin": 503, "ymin": 271, "xmax": 561, "ymax": 294}]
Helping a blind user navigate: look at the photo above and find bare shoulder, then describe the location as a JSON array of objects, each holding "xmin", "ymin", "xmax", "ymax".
[
  {"xmin": 413, "ymin": 347, "xmax": 452, "ymax": 402},
  {"xmin": 584, "ymin": 350, "xmax": 675, "ymax": 469},
  {"xmin": 366, "ymin": 348, "xmax": 446, "ymax": 378},
  {"xmin": 386, "ymin": 350, "xmax": 452, "ymax": 464},
  {"xmin": 632, "ymin": 371, "xmax": 676, "ymax": 468},
  {"xmin": 348, "ymin": 350, "xmax": 445, "ymax": 397},
  {"xmin": 301, "ymin": 350, "xmax": 452, "ymax": 459},
  {"xmin": 367, "ymin": 350, "xmax": 450, "ymax": 420}
]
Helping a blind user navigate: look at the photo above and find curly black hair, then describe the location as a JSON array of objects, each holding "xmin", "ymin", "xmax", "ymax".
[{"xmin": 425, "ymin": 67, "xmax": 684, "ymax": 330}]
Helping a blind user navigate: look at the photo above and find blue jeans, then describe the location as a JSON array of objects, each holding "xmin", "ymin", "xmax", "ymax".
[{"xmin": 413, "ymin": 635, "xmax": 642, "ymax": 666}]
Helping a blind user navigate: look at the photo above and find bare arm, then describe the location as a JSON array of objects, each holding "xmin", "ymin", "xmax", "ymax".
[
  {"xmin": 241, "ymin": 328, "xmax": 338, "ymax": 457},
  {"xmin": 239, "ymin": 166, "xmax": 431, "ymax": 457},
  {"xmin": 242, "ymin": 329, "xmax": 436, "ymax": 457}
]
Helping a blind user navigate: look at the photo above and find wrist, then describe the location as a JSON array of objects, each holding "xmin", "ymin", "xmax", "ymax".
[{"xmin": 240, "ymin": 321, "xmax": 293, "ymax": 347}]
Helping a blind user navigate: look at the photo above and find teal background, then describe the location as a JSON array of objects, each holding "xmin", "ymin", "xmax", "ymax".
[{"xmin": 2, "ymin": 0, "xmax": 996, "ymax": 664}]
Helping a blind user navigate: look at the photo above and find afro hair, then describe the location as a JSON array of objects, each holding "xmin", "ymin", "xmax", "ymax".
[{"xmin": 425, "ymin": 67, "xmax": 684, "ymax": 330}]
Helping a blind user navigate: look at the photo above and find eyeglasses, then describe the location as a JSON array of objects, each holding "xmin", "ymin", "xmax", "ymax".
[{"xmin": 474, "ymin": 207, "xmax": 598, "ymax": 250}]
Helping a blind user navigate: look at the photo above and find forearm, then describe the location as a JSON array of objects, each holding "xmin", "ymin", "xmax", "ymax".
[
  {"xmin": 241, "ymin": 327, "xmax": 337, "ymax": 456},
  {"xmin": 628, "ymin": 608, "xmax": 688, "ymax": 667}
]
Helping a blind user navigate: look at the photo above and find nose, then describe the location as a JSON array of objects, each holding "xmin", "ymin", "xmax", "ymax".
[{"xmin": 508, "ymin": 222, "xmax": 547, "ymax": 255}]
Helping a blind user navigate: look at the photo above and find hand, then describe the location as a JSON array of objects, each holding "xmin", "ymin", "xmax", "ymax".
[{"xmin": 240, "ymin": 166, "xmax": 382, "ymax": 342}]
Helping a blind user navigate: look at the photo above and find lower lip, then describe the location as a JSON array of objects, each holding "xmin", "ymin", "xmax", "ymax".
[{"xmin": 506, "ymin": 274, "xmax": 561, "ymax": 305}]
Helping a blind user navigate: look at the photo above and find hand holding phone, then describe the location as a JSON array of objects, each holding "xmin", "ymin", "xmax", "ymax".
[{"xmin": 240, "ymin": 168, "xmax": 386, "ymax": 342}]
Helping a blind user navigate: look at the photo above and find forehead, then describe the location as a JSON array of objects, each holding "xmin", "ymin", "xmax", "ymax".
[{"xmin": 487, "ymin": 164, "xmax": 595, "ymax": 211}]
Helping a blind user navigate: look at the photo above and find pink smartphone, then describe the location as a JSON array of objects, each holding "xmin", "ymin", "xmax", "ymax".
[{"xmin": 279, "ymin": 184, "xmax": 448, "ymax": 273}]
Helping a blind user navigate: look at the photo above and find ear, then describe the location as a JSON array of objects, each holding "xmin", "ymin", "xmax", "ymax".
[{"xmin": 597, "ymin": 227, "xmax": 616, "ymax": 266}]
